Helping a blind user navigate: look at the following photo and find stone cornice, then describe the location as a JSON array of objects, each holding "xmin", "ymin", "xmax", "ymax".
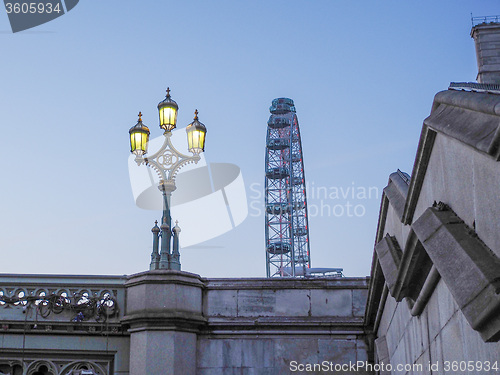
[
  {"xmin": 204, "ymin": 277, "xmax": 369, "ymax": 290},
  {"xmin": 402, "ymin": 125, "xmax": 436, "ymax": 225},
  {"xmin": 203, "ymin": 316, "xmax": 366, "ymax": 336},
  {"xmin": 0, "ymin": 320, "xmax": 126, "ymax": 336},
  {"xmin": 123, "ymin": 310, "xmax": 207, "ymax": 334},
  {"xmin": 0, "ymin": 274, "xmax": 127, "ymax": 288},
  {"xmin": 403, "ymin": 89, "xmax": 500, "ymax": 224},
  {"xmin": 125, "ymin": 269, "xmax": 205, "ymax": 288}
]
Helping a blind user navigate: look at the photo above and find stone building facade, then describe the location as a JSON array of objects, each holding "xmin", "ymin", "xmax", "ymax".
[{"xmin": 364, "ymin": 20, "xmax": 500, "ymax": 375}]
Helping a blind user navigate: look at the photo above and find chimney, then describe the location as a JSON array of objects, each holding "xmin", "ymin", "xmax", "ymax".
[{"xmin": 471, "ymin": 20, "xmax": 500, "ymax": 84}]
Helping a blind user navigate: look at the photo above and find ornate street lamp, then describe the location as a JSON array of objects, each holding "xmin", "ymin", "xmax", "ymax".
[
  {"xmin": 129, "ymin": 88, "xmax": 207, "ymax": 271},
  {"xmin": 186, "ymin": 110, "xmax": 207, "ymax": 154},
  {"xmin": 157, "ymin": 87, "xmax": 178, "ymax": 132},
  {"xmin": 129, "ymin": 112, "xmax": 150, "ymax": 156}
]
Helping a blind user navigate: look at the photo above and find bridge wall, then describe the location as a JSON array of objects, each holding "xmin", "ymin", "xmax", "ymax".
[
  {"xmin": 198, "ymin": 277, "xmax": 370, "ymax": 374},
  {"xmin": 0, "ymin": 273, "xmax": 371, "ymax": 374}
]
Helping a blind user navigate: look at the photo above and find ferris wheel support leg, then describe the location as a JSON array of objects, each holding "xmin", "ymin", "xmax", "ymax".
[{"xmin": 265, "ymin": 251, "xmax": 270, "ymax": 278}]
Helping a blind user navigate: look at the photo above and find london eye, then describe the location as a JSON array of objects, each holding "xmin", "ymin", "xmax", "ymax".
[{"xmin": 265, "ymin": 98, "xmax": 311, "ymax": 277}]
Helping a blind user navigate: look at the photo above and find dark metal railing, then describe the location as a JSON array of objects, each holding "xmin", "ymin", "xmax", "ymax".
[
  {"xmin": 397, "ymin": 169, "xmax": 411, "ymax": 185},
  {"xmin": 449, "ymin": 82, "xmax": 500, "ymax": 94},
  {"xmin": 471, "ymin": 14, "xmax": 500, "ymax": 27}
]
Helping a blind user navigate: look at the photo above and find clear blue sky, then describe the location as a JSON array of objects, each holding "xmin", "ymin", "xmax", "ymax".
[{"xmin": 1, "ymin": 1, "xmax": 498, "ymax": 277}]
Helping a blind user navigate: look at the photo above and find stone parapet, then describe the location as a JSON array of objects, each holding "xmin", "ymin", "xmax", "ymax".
[
  {"xmin": 123, "ymin": 270, "xmax": 206, "ymax": 375},
  {"xmin": 0, "ymin": 272, "xmax": 371, "ymax": 374}
]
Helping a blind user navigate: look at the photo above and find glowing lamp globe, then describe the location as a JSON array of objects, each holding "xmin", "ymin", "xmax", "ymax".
[
  {"xmin": 186, "ymin": 109, "xmax": 207, "ymax": 154},
  {"xmin": 129, "ymin": 112, "xmax": 150, "ymax": 156},
  {"xmin": 157, "ymin": 87, "xmax": 178, "ymax": 132}
]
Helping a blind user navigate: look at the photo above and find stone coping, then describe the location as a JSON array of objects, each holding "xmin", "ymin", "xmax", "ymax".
[
  {"xmin": 0, "ymin": 274, "xmax": 128, "ymax": 287},
  {"xmin": 203, "ymin": 277, "xmax": 369, "ymax": 290},
  {"xmin": 0, "ymin": 272, "xmax": 370, "ymax": 290}
]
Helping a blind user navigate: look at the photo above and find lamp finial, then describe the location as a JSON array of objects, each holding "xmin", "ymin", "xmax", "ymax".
[
  {"xmin": 138, "ymin": 111, "xmax": 142, "ymax": 121},
  {"xmin": 166, "ymin": 87, "xmax": 171, "ymax": 98},
  {"xmin": 194, "ymin": 109, "xmax": 199, "ymax": 120}
]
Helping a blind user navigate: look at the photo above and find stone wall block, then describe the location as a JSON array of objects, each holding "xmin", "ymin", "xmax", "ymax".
[
  {"xmin": 389, "ymin": 305, "xmax": 403, "ymax": 351},
  {"xmin": 394, "ymin": 301, "xmax": 412, "ymax": 346},
  {"xmin": 401, "ymin": 330, "xmax": 414, "ymax": 371},
  {"xmin": 424, "ymin": 283, "xmax": 442, "ymax": 341},
  {"xmin": 275, "ymin": 289, "xmax": 310, "ymax": 316},
  {"xmin": 378, "ymin": 294, "xmax": 397, "ymax": 335},
  {"xmin": 407, "ymin": 315, "xmax": 423, "ymax": 364},
  {"xmin": 318, "ymin": 339, "xmax": 356, "ymax": 364},
  {"xmin": 353, "ymin": 288, "xmax": 369, "ymax": 317},
  {"xmin": 374, "ymin": 336, "xmax": 389, "ymax": 363},
  {"xmin": 310, "ymin": 289, "xmax": 352, "ymax": 316},
  {"xmin": 129, "ymin": 331, "xmax": 197, "ymax": 375},
  {"xmin": 273, "ymin": 338, "xmax": 319, "ymax": 372},
  {"xmin": 236, "ymin": 289, "xmax": 276, "ymax": 317},
  {"xmin": 415, "ymin": 349, "xmax": 431, "ymax": 375},
  {"xmin": 429, "ymin": 334, "xmax": 444, "ymax": 375},
  {"xmin": 240, "ymin": 339, "xmax": 273, "ymax": 368},
  {"xmin": 197, "ymin": 369, "xmax": 223, "ymax": 375},
  {"xmin": 385, "ymin": 204, "xmax": 407, "ymax": 251},
  {"xmin": 438, "ymin": 135, "xmax": 475, "ymax": 221},
  {"xmin": 472, "ymin": 152, "xmax": 500, "ymax": 259},
  {"xmin": 197, "ymin": 339, "xmax": 223, "ymax": 368},
  {"xmin": 417, "ymin": 309, "xmax": 430, "ymax": 352},
  {"xmin": 435, "ymin": 277, "xmax": 459, "ymax": 329},
  {"xmin": 389, "ymin": 340, "xmax": 406, "ymax": 375},
  {"xmin": 439, "ymin": 313, "xmax": 465, "ymax": 364},
  {"xmin": 385, "ymin": 325, "xmax": 398, "ymax": 361},
  {"xmin": 204, "ymin": 289, "xmax": 237, "ymax": 317},
  {"xmin": 222, "ymin": 339, "xmax": 242, "ymax": 368},
  {"xmin": 262, "ymin": 339, "xmax": 275, "ymax": 368},
  {"xmin": 173, "ymin": 332, "xmax": 197, "ymax": 374},
  {"xmin": 242, "ymin": 369, "xmax": 275, "ymax": 375},
  {"xmin": 356, "ymin": 339, "xmax": 369, "ymax": 362},
  {"xmin": 199, "ymin": 369, "xmax": 239, "ymax": 375}
]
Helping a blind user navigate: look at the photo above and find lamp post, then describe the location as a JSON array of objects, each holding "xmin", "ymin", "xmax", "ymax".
[{"xmin": 129, "ymin": 88, "xmax": 207, "ymax": 271}]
